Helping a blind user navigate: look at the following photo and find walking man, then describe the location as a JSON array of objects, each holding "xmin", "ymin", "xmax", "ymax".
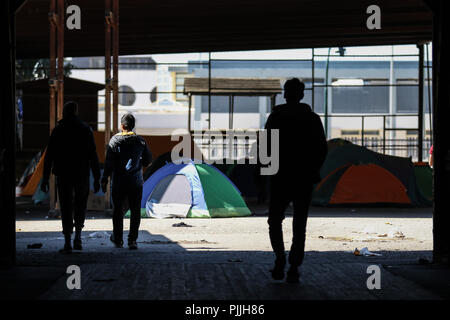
[
  {"xmin": 101, "ymin": 113, "xmax": 152, "ymax": 250},
  {"xmin": 265, "ymin": 78, "xmax": 327, "ymax": 283},
  {"xmin": 42, "ymin": 101, "xmax": 101, "ymax": 253}
]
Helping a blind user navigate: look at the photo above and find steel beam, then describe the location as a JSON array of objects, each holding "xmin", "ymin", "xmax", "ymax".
[
  {"xmin": 57, "ymin": 0, "xmax": 64, "ymax": 120},
  {"xmin": 48, "ymin": 0, "xmax": 57, "ymax": 213},
  {"xmin": 0, "ymin": 0, "xmax": 16, "ymax": 266},
  {"xmin": 112, "ymin": 0, "xmax": 119, "ymax": 134},
  {"xmin": 105, "ymin": 0, "xmax": 112, "ymax": 210},
  {"xmin": 431, "ymin": 0, "xmax": 450, "ymax": 264},
  {"xmin": 418, "ymin": 44, "xmax": 424, "ymax": 162}
]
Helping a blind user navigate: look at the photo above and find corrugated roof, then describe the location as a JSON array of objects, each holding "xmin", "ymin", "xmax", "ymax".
[{"xmin": 15, "ymin": 0, "xmax": 432, "ymax": 59}]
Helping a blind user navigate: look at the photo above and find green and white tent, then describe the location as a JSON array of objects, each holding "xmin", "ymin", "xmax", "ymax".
[{"xmin": 129, "ymin": 161, "xmax": 251, "ymax": 218}]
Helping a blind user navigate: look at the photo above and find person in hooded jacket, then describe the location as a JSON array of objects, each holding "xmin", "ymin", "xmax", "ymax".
[
  {"xmin": 42, "ymin": 101, "xmax": 101, "ymax": 253},
  {"xmin": 101, "ymin": 113, "xmax": 152, "ymax": 250},
  {"xmin": 264, "ymin": 78, "xmax": 328, "ymax": 283}
]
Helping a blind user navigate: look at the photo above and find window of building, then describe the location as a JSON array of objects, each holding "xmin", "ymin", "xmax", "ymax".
[
  {"xmin": 397, "ymin": 79, "xmax": 433, "ymax": 114},
  {"xmin": 200, "ymin": 95, "xmax": 261, "ymax": 113},
  {"xmin": 119, "ymin": 85, "xmax": 136, "ymax": 106},
  {"xmin": 341, "ymin": 129, "xmax": 380, "ymax": 136},
  {"xmin": 150, "ymin": 86, "xmax": 157, "ymax": 103},
  {"xmin": 397, "ymin": 79, "xmax": 418, "ymax": 113},
  {"xmin": 332, "ymin": 79, "xmax": 389, "ymax": 113},
  {"xmin": 341, "ymin": 130, "xmax": 360, "ymax": 136}
]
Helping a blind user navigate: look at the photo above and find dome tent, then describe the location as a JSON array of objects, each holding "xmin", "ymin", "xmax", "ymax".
[
  {"xmin": 312, "ymin": 139, "xmax": 431, "ymax": 207},
  {"xmin": 131, "ymin": 160, "xmax": 251, "ymax": 218}
]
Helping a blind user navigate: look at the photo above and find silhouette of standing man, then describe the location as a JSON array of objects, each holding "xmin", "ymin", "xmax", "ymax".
[
  {"xmin": 42, "ymin": 101, "xmax": 101, "ymax": 253},
  {"xmin": 265, "ymin": 78, "xmax": 327, "ymax": 283},
  {"xmin": 101, "ymin": 113, "xmax": 152, "ymax": 250}
]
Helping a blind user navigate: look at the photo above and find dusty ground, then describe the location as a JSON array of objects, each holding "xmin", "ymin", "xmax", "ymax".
[
  {"xmin": 15, "ymin": 205, "xmax": 433, "ymax": 255},
  {"xmin": 8, "ymin": 201, "xmax": 447, "ymax": 301}
]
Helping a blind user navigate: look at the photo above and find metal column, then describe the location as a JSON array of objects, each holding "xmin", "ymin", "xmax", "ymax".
[
  {"xmin": 56, "ymin": 0, "xmax": 64, "ymax": 120},
  {"xmin": 48, "ymin": 0, "xmax": 56, "ymax": 213},
  {"xmin": 188, "ymin": 93, "xmax": 192, "ymax": 132},
  {"xmin": 0, "ymin": 0, "xmax": 17, "ymax": 266},
  {"xmin": 431, "ymin": 0, "xmax": 450, "ymax": 264},
  {"xmin": 418, "ymin": 44, "xmax": 424, "ymax": 162},
  {"xmin": 105, "ymin": 0, "xmax": 112, "ymax": 210},
  {"xmin": 48, "ymin": 0, "xmax": 64, "ymax": 214},
  {"xmin": 112, "ymin": 0, "xmax": 119, "ymax": 135}
]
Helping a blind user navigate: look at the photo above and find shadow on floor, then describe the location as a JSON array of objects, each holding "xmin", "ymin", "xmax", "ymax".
[{"xmin": 3, "ymin": 230, "xmax": 446, "ymax": 300}]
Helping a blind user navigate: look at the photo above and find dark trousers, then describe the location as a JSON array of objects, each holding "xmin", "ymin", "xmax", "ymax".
[
  {"xmin": 112, "ymin": 184, "xmax": 143, "ymax": 242},
  {"xmin": 268, "ymin": 175, "xmax": 313, "ymax": 267},
  {"xmin": 56, "ymin": 175, "xmax": 90, "ymax": 236}
]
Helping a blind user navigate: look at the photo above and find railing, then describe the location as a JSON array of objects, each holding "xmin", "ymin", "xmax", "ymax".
[
  {"xmin": 192, "ymin": 130, "xmax": 432, "ymax": 163},
  {"xmin": 347, "ymin": 137, "xmax": 432, "ymax": 161}
]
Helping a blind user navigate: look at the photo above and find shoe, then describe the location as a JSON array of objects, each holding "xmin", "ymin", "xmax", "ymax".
[
  {"xmin": 270, "ymin": 257, "xmax": 286, "ymax": 280},
  {"xmin": 59, "ymin": 242, "xmax": 72, "ymax": 254},
  {"xmin": 73, "ymin": 232, "xmax": 82, "ymax": 250},
  {"xmin": 110, "ymin": 234, "xmax": 123, "ymax": 248},
  {"xmin": 128, "ymin": 240, "xmax": 138, "ymax": 250},
  {"xmin": 286, "ymin": 266, "xmax": 300, "ymax": 284}
]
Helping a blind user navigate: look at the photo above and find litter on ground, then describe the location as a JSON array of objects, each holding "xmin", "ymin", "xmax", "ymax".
[
  {"xmin": 89, "ymin": 231, "xmax": 110, "ymax": 238},
  {"xmin": 172, "ymin": 222, "xmax": 193, "ymax": 228},
  {"xmin": 27, "ymin": 243, "xmax": 43, "ymax": 249},
  {"xmin": 352, "ymin": 247, "xmax": 382, "ymax": 256}
]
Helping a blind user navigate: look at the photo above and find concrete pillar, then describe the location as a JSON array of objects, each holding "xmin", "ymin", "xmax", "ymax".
[
  {"xmin": 430, "ymin": 0, "xmax": 450, "ymax": 264},
  {"xmin": 0, "ymin": 0, "xmax": 16, "ymax": 266}
]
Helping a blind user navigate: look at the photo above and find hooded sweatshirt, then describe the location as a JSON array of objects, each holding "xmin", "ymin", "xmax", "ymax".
[{"xmin": 102, "ymin": 132, "xmax": 152, "ymax": 188}]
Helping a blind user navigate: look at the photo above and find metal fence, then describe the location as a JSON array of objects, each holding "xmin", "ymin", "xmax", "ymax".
[
  {"xmin": 347, "ymin": 137, "xmax": 432, "ymax": 161},
  {"xmin": 192, "ymin": 131, "xmax": 432, "ymax": 163}
]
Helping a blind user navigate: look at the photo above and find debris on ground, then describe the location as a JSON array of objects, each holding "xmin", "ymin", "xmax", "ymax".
[
  {"xmin": 27, "ymin": 243, "xmax": 43, "ymax": 249},
  {"xmin": 172, "ymin": 222, "xmax": 193, "ymax": 227},
  {"xmin": 385, "ymin": 222, "xmax": 393, "ymax": 225},
  {"xmin": 388, "ymin": 230, "xmax": 406, "ymax": 238},
  {"xmin": 352, "ymin": 247, "xmax": 382, "ymax": 256},
  {"xmin": 227, "ymin": 259, "xmax": 243, "ymax": 263},
  {"xmin": 88, "ymin": 231, "xmax": 109, "ymax": 238},
  {"xmin": 377, "ymin": 234, "xmax": 388, "ymax": 237},
  {"xmin": 318, "ymin": 236, "xmax": 324, "ymax": 239}
]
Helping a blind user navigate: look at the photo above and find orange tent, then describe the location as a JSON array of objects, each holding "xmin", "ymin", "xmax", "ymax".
[
  {"xmin": 20, "ymin": 149, "xmax": 46, "ymax": 196},
  {"xmin": 19, "ymin": 132, "xmax": 202, "ymax": 197},
  {"xmin": 329, "ymin": 164, "xmax": 411, "ymax": 205}
]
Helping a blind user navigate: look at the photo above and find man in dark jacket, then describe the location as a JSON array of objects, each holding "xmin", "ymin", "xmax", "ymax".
[
  {"xmin": 101, "ymin": 113, "xmax": 152, "ymax": 250},
  {"xmin": 42, "ymin": 101, "xmax": 101, "ymax": 253},
  {"xmin": 265, "ymin": 78, "xmax": 327, "ymax": 283}
]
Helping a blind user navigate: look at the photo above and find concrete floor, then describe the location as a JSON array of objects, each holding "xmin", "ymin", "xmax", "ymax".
[{"xmin": 2, "ymin": 200, "xmax": 450, "ymax": 300}]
